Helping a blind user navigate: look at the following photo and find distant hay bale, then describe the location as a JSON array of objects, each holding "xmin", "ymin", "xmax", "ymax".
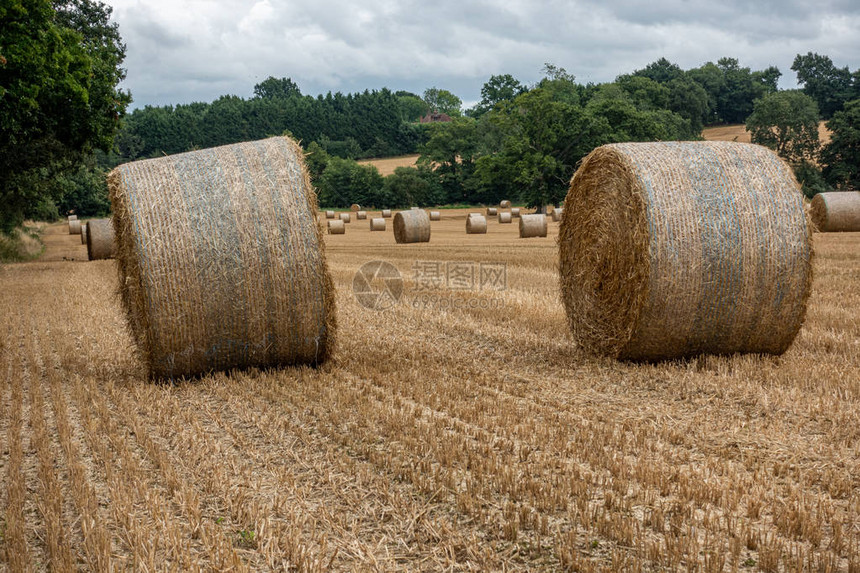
[
  {"xmin": 468, "ymin": 212, "xmax": 482, "ymax": 218},
  {"xmin": 500, "ymin": 200, "xmax": 511, "ymax": 208},
  {"xmin": 393, "ymin": 209, "xmax": 431, "ymax": 243},
  {"xmin": 369, "ymin": 217, "xmax": 386, "ymax": 231},
  {"xmin": 328, "ymin": 219, "xmax": 345, "ymax": 234},
  {"xmin": 381, "ymin": 209, "xmax": 392, "ymax": 218},
  {"xmin": 498, "ymin": 212, "xmax": 512, "ymax": 224},
  {"xmin": 511, "ymin": 207, "xmax": 521, "ymax": 218},
  {"xmin": 325, "ymin": 210, "xmax": 335, "ymax": 219},
  {"xmin": 810, "ymin": 191, "xmax": 860, "ymax": 232},
  {"xmin": 107, "ymin": 136, "xmax": 336, "ymax": 379},
  {"xmin": 546, "ymin": 205, "xmax": 554, "ymax": 215},
  {"xmin": 68, "ymin": 215, "xmax": 78, "ymax": 221},
  {"xmin": 69, "ymin": 219, "xmax": 82, "ymax": 235},
  {"xmin": 339, "ymin": 212, "xmax": 351, "ymax": 223},
  {"xmin": 429, "ymin": 210, "xmax": 441, "ymax": 221},
  {"xmin": 487, "ymin": 207, "xmax": 498, "ymax": 216},
  {"xmin": 559, "ymin": 141, "xmax": 813, "ymax": 362},
  {"xmin": 551, "ymin": 208, "xmax": 564, "ymax": 222},
  {"xmin": 466, "ymin": 214, "xmax": 488, "ymax": 234},
  {"xmin": 519, "ymin": 214, "xmax": 547, "ymax": 238},
  {"xmin": 86, "ymin": 218, "xmax": 115, "ymax": 260},
  {"xmin": 81, "ymin": 223, "xmax": 88, "ymax": 244},
  {"xmin": 356, "ymin": 210, "xmax": 367, "ymax": 220},
  {"xmin": 350, "ymin": 203, "xmax": 361, "ymax": 211}
]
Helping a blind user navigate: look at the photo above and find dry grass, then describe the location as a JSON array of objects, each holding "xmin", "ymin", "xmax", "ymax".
[
  {"xmin": 702, "ymin": 123, "xmax": 832, "ymax": 145},
  {"xmin": 1, "ymin": 214, "xmax": 858, "ymax": 571},
  {"xmin": 357, "ymin": 154, "xmax": 419, "ymax": 176}
]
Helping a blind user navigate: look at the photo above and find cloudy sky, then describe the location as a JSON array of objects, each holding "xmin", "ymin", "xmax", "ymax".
[{"xmin": 102, "ymin": 0, "xmax": 860, "ymax": 110}]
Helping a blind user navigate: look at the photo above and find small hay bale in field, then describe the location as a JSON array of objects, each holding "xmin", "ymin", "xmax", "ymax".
[
  {"xmin": 325, "ymin": 210, "xmax": 335, "ymax": 219},
  {"xmin": 519, "ymin": 214, "xmax": 547, "ymax": 238},
  {"xmin": 487, "ymin": 207, "xmax": 498, "ymax": 216},
  {"xmin": 429, "ymin": 210, "xmax": 441, "ymax": 221},
  {"xmin": 69, "ymin": 219, "xmax": 82, "ymax": 235},
  {"xmin": 86, "ymin": 218, "xmax": 115, "ymax": 260},
  {"xmin": 511, "ymin": 207, "xmax": 521, "ymax": 218},
  {"xmin": 810, "ymin": 191, "xmax": 860, "ymax": 232},
  {"xmin": 498, "ymin": 212, "xmax": 512, "ymax": 224},
  {"xmin": 370, "ymin": 217, "xmax": 386, "ymax": 231},
  {"xmin": 108, "ymin": 136, "xmax": 336, "ymax": 379},
  {"xmin": 393, "ymin": 209, "xmax": 430, "ymax": 243},
  {"xmin": 81, "ymin": 224, "xmax": 88, "ymax": 244},
  {"xmin": 350, "ymin": 203, "xmax": 361, "ymax": 211},
  {"xmin": 382, "ymin": 209, "xmax": 392, "ymax": 218},
  {"xmin": 466, "ymin": 214, "xmax": 488, "ymax": 234},
  {"xmin": 546, "ymin": 205, "xmax": 555, "ymax": 215},
  {"xmin": 551, "ymin": 208, "xmax": 564, "ymax": 222},
  {"xmin": 68, "ymin": 215, "xmax": 78, "ymax": 221},
  {"xmin": 339, "ymin": 212, "xmax": 351, "ymax": 223},
  {"xmin": 328, "ymin": 219, "xmax": 345, "ymax": 234},
  {"xmin": 559, "ymin": 141, "xmax": 812, "ymax": 362},
  {"xmin": 356, "ymin": 210, "xmax": 367, "ymax": 220},
  {"xmin": 500, "ymin": 200, "xmax": 511, "ymax": 208}
]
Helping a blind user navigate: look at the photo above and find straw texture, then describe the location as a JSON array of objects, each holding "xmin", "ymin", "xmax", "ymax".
[
  {"xmin": 340, "ymin": 213, "xmax": 351, "ymax": 223},
  {"xmin": 107, "ymin": 136, "xmax": 336, "ymax": 379},
  {"xmin": 381, "ymin": 209, "xmax": 392, "ymax": 218},
  {"xmin": 466, "ymin": 214, "xmax": 488, "ymax": 234},
  {"xmin": 486, "ymin": 207, "xmax": 498, "ymax": 216},
  {"xmin": 511, "ymin": 207, "xmax": 521, "ymax": 218},
  {"xmin": 559, "ymin": 141, "xmax": 813, "ymax": 362},
  {"xmin": 369, "ymin": 217, "xmax": 386, "ymax": 231},
  {"xmin": 810, "ymin": 191, "xmax": 860, "ymax": 232},
  {"xmin": 81, "ymin": 224, "xmax": 88, "ymax": 244},
  {"xmin": 86, "ymin": 218, "xmax": 115, "ymax": 260},
  {"xmin": 393, "ymin": 209, "xmax": 431, "ymax": 243},
  {"xmin": 356, "ymin": 210, "xmax": 368, "ymax": 220},
  {"xmin": 69, "ymin": 220, "xmax": 81, "ymax": 235},
  {"xmin": 328, "ymin": 219, "xmax": 345, "ymax": 234},
  {"xmin": 498, "ymin": 212, "xmax": 512, "ymax": 224},
  {"xmin": 519, "ymin": 214, "xmax": 547, "ymax": 238},
  {"xmin": 429, "ymin": 211, "xmax": 441, "ymax": 221}
]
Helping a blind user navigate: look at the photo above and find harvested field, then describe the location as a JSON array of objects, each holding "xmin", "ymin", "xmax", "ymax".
[
  {"xmin": 1, "ymin": 213, "xmax": 858, "ymax": 571},
  {"xmin": 702, "ymin": 123, "xmax": 832, "ymax": 145},
  {"xmin": 357, "ymin": 154, "xmax": 419, "ymax": 176}
]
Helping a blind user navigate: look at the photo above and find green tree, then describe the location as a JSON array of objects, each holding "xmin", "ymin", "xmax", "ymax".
[
  {"xmin": 316, "ymin": 158, "xmax": 384, "ymax": 208},
  {"xmin": 422, "ymin": 87, "xmax": 462, "ymax": 116},
  {"xmin": 792, "ymin": 52, "xmax": 856, "ymax": 119},
  {"xmin": 0, "ymin": 0, "xmax": 130, "ymax": 232},
  {"xmin": 253, "ymin": 76, "xmax": 301, "ymax": 99},
  {"xmin": 382, "ymin": 165, "xmax": 444, "ymax": 207},
  {"xmin": 632, "ymin": 58, "xmax": 684, "ymax": 84},
  {"xmin": 746, "ymin": 90, "xmax": 820, "ymax": 164},
  {"xmin": 468, "ymin": 74, "xmax": 526, "ymax": 118},
  {"xmin": 821, "ymin": 99, "xmax": 860, "ymax": 190},
  {"xmin": 417, "ymin": 117, "xmax": 479, "ymax": 203},
  {"xmin": 395, "ymin": 92, "xmax": 429, "ymax": 122}
]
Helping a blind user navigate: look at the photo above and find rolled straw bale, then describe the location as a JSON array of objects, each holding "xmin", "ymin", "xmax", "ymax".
[
  {"xmin": 393, "ymin": 209, "xmax": 431, "ymax": 243},
  {"xmin": 356, "ymin": 210, "xmax": 368, "ymax": 220},
  {"xmin": 500, "ymin": 200, "xmax": 512, "ymax": 208},
  {"xmin": 328, "ymin": 219, "xmax": 345, "ymax": 234},
  {"xmin": 381, "ymin": 209, "xmax": 392, "ymax": 218},
  {"xmin": 86, "ymin": 218, "xmax": 115, "ymax": 260},
  {"xmin": 498, "ymin": 212, "xmax": 512, "ymax": 224},
  {"xmin": 81, "ymin": 224, "xmax": 88, "ymax": 244},
  {"xmin": 68, "ymin": 215, "xmax": 78, "ymax": 221},
  {"xmin": 468, "ymin": 212, "xmax": 481, "ymax": 218},
  {"xmin": 107, "ymin": 136, "xmax": 336, "ymax": 379},
  {"xmin": 466, "ymin": 214, "xmax": 488, "ymax": 234},
  {"xmin": 519, "ymin": 214, "xmax": 547, "ymax": 238},
  {"xmin": 511, "ymin": 207, "xmax": 521, "ymax": 218},
  {"xmin": 325, "ymin": 210, "xmax": 335, "ymax": 219},
  {"xmin": 551, "ymin": 208, "xmax": 564, "ymax": 222},
  {"xmin": 339, "ymin": 212, "xmax": 351, "ymax": 223},
  {"xmin": 559, "ymin": 141, "xmax": 813, "ymax": 362},
  {"xmin": 487, "ymin": 207, "xmax": 498, "ymax": 216},
  {"xmin": 350, "ymin": 203, "xmax": 361, "ymax": 211},
  {"xmin": 810, "ymin": 191, "xmax": 860, "ymax": 232},
  {"xmin": 69, "ymin": 219, "xmax": 82, "ymax": 235},
  {"xmin": 369, "ymin": 217, "xmax": 386, "ymax": 231},
  {"xmin": 429, "ymin": 210, "xmax": 441, "ymax": 221}
]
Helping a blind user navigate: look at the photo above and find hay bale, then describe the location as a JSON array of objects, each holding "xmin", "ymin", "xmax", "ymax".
[
  {"xmin": 498, "ymin": 212, "xmax": 512, "ymax": 224},
  {"xmin": 369, "ymin": 217, "xmax": 386, "ymax": 231},
  {"xmin": 81, "ymin": 223, "xmax": 88, "ymax": 244},
  {"xmin": 328, "ymin": 219, "xmax": 345, "ymax": 234},
  {"xmin": 393, "ymin": 209, "xmax": 431, "ymax": 243},
  {"xmin": 69, "ymin": 219, "xmax": 82, "ymax": 235},
  {"xmin": 325, "ymin": 210, "xmax": 335, "ymax": 219},
  {"xmin": 559, "ymin": 141, "xmax": 813, "ymax": 361},
  {"xmin": 429, "ymin": 210, "xmax": 441, "ymax": 221},
  {"xmin": 551, "ymin": 208, "xmax": 564, "ymax": 222},
  {"xmin": 107, "ymin": 136, "xmax": 336, "ymax": 379},
  {"xmin": 810, "ymin": 191, "xmax": 860, "ymax": 232},
  {"xmin": 339, "ymin": 212, "xmax": 351, "ymax": 223},
  {"xmin": 466, "ymin": 214, "xmax": 488, "ymax": 234},
  {"xmin": 68, "ymin": 215, "xmax": 78, "ymax": 221},
  {"xmin": 350, "ymin": 203, "xmax": 361, "ymax": 211},
  {"xmin": 486, "ymin": 207, "xmax": 498, "ymax": 216},
  {"xmin": 519, "ymin": 214, "xmax": 547, "ymax": 238},
  {"xmin": 511, "ymin": 207, "xmax": 521, "ymax": 218},
  {"xmin": 356, "ymin": 210, "xmax": 368, "ymax": 220},
  {"xmin": 500, "ymin": 200, "xmax": 511, "ymax": 209},
  {"xmin": 381, "ymin": 209, "xmax": 392, "ymax": 218},
  {"xmin": 86, "ymin": 218, "xmax": 115, "ymax": 260}
]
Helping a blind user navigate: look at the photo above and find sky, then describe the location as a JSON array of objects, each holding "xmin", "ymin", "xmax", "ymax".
[{"xmin": 102, "ymin": 0, "xmax": 860, "ymax": 110}]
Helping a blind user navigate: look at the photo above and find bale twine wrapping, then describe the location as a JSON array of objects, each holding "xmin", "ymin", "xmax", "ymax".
[
  {"xmin": 81, "ymin": 223, "xmax": 88, "ymax": 244},
  {"xmin": 551, "ymin": 208, "xmax": 564, "ymax": 222},
  {"xmin": 381, "ymin": 209, "xmax": 392, "ymax": 218},
  {"xmin": 429, "ymin": 210, "xmax": 441, "ymax": 221},
  {"xmin": 86, "ymin": 218, "xmax": 115, "ymax": 260},
  {"xmin": 486, "ymin": 207, "xmax": 498, "ymax": 216},
  {"xmin": 68, "ymin": 219, "xmax": 82, "ymax": 235},
  {"xmin": 519, "ymin": 214, "xmax": 547, "ymax": 238},
  {"xmin": 559, "ymin": 141, "xmax": 813, "ymax": 361},
  {"xmin": 810, "ymin": 192, "xmax": 860, "ymax": 232},
  {"xmin": 511, "ymin": 207, "xmax": 522, "ymax": 218},
  {"xmin": 356, "ymin": 210, "xmax": 367, "ymax": 220},
  {"xmin": 339, "ymin": 212, "xmax": 351, "ymax": 223},
  {"xmin": 107, "ymin": 136, "xmax": 336, "ymax": 379},
  {"xmin": 350, "ymin": 203, "xmax": 361, "ymax": 211},
  {"xmin": 325, "ymin": 210, "xmax": 335, "ymax": 219},
  {"xmin": 500, "ymin": 200, "xmax": 512, "ymax": 208},
  {"xmin": 328, "ymin": 219, "xmax": 345, "ymax": 234},
  {"xmin": 369, "ymin": 217, "xmax": 386, "ymax": 231},
  {"xmin": 466, "ymin": 214, "xmax": 488, "ymax": 234},
  {"xmin": 498, "ymin": 212, "xmax": 512, "ymax": 224},
  {"xmin": 393, "ymin": 209, "xmax": 431, "ymax": 243}
]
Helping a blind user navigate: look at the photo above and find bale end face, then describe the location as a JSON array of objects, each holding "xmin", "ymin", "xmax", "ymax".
[
  {"xmin": 810, "ymin": 191, "xmax": 860, "ymax": 232},
  {"xmin": 500, "ymin": 200, "xmax": 511, "ymax": 209},
  {"xmin": 393, "ymin": 210, "xmax": 431, "ymax": 243}
]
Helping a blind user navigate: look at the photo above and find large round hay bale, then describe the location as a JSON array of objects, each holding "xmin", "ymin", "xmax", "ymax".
[
  {"xmin": 519, "ymin": 214, "xmax": 547, "ymax": 238},
  {"xmin": 810, "ymin": 192, "xmax": 860, "ymax": 232},
  {"xmin": 429, "ymin": 210, "xmax": 441, "ymax": 221},
  {"xmin": 500, "ymin": 200, "xmax": 511, "ymax": 209},
  {"xmin": 81, "ymin": 223, "xmax": 88, "ymax": 244},
  {"xmin": 393, "ymin": 209, "xmax": 430, "ymax": 243},
  {"xmin": 107, "ymin": 136, "xmax": 336, "ymax": 379},
  {"xmin": 86, "ymin": 218, "xmax": 115, "ymax": 260},
  {"xmin": 328, "ymin": 219, "xmax": 345, "ymax": 234},
  {"xmin": 466, "ymin": 214, "xmax": 488, "ymax": 234},
  {"xmin": 350, "ymin": 203, "xmax": 361, "ymax": 211},
  {"xmin": 356, "ymin": 210, "xmax": 368, "ymax": 220},
  {"xmin": 68, "ymin": 215, "xmax": 78, "ymax": 221},
  {"xmin": 551, "ymin": 208, "xmax": 564, "ymax": 222},
  {"xmin": 511, "ymin": 207, "xmax": 521, "ymax": 218},
  {"xmin": 381, "ymin": 209, "xmax": 392, "ymax": 218},
  {"xmin": 498, "ymin": 212, "xmax": 512, "ymax": 224},
  {"xmin": 325, "ymin": 210, "xmax": 335, "ymax": 219},
  {"xmin": 369, "ymin": 217, "xmax": 386, "ymax": 231},
  {"xmin": 559, "ymin": 141, "xmax": 813, "ymax": 361},
  {"xmin": 68, "ymin": 219, "xmax": 82, "ymax": 235},
  {"xmin": 486, "ymin": 207, "xmax": 498, "ymax": 216},
  {"xmin": 339, "ymin": 212, "xmax": 351, "ymax": 223}
]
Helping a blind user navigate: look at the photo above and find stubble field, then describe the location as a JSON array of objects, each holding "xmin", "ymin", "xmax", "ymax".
[{"xmin": 1, "ymin": 211, "xmax": 858, "ymax": 571}]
